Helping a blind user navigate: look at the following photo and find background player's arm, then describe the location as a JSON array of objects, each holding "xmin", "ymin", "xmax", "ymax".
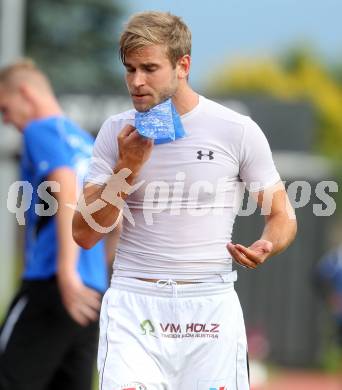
[
  {"xmin": 49, "ymin": 167, "xmax": 101, "ymax": 326},
  {"xmin": 73, "ymin": 124, "xmax": 153, "ymax": 249},
  {"xmin": 228, "ymin": 182, "xmax": 297, "ymax": 269}
]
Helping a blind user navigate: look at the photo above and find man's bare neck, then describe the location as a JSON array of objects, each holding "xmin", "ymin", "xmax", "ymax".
[{"xmin": 172, "ymin": 86, "xmax": 199, "ymax": 116}]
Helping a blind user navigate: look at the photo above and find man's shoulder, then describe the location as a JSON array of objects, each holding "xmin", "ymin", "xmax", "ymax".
[
  {"xmin": 24, "ymin": 117, "xmax": 49, "ymax": 135},
  {"xmin": 103, "ymin": 109, "xmax": 136, "ymax": 128},
  {"xmin": 96, "ymin": 109, "xmax": 135, "ymax": 139},
  {"xmin": 201, "ymin": 96, "xmax": 251, "ymax": 126},
  {"xmin": 24, "ymin": 117, "xmax": 92, "ymax": 151},
  {"xmin": 23, "ymin": 118, "xmax": 60, "ymax": 149},
  {"xmin": 24, "ymin": 116, "xmax": 76, "ymax": 136}
]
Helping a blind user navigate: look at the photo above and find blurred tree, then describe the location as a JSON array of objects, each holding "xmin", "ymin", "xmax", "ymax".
[
  {"xmin": 330, "ymin": 63, "xmax": 342, "ymax": 87},
  {"xmin": 25, "ymin": 0, "xmax": 127, "ymax": 94},
  {"xmin": 208, "ymin": 48, "xmax": 342, "ymax": 158}
]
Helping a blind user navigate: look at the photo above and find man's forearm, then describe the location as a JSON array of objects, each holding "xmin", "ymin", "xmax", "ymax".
[
  {"xmin": 57, "ymin": 209, "xmax": 79, "ymax": 274},
  {"xmin": 72, "ymin": 164, "xmax": 136, "ymax": 249},
  {"xmin": 49, "ymin": 168, "xmax": 80, "ymax": 275},
  {"xmin": 261, "ymin": 212, "xmax": 297, "ymax": 257}
]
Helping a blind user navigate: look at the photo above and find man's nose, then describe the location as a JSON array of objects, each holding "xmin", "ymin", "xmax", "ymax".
[{"xmin": 131, "ymin": 70, "xmax": 146, "ymax": 88}]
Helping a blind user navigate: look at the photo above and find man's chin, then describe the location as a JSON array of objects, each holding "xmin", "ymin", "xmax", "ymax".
[
  {"xmin": 132, "ymin": 101, "xmax": 154, "ymax": 113},
  {"xmin": 132, "ymin": 97, "xmax": 170, "ymax": 112}
]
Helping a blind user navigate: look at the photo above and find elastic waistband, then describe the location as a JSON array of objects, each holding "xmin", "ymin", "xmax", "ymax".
[{"xmin": 110, "ymin": 272, "xmax": 237, "ymax": 298}]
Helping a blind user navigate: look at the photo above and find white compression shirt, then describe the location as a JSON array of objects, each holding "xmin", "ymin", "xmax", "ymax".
[{"xmin": 86, "ymin": 96, "xmax": 280, "ymax": 281}]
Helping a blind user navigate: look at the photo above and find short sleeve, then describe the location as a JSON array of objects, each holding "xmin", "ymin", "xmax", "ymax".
[
  {"xmin": 239, "ymin": 118, "xmax": 280, "ymax": 192},
  {"xmin": 85, "ymin": 118, "xmax": 118, "ymax": 185},
  {"xmin": 24, "ymin": 123, "xmax": 73, "ymax": 177}
]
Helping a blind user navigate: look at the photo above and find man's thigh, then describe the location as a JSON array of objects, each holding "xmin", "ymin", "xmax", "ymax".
[
  {"xmin": 176, "ymin": 290, "xmax": 250, "ymax": 390},
  {"xmin": 98, "ymin": 287, "xmax": 169, "ymax": 390},
  {"xmin": 48, "ymin": 320, "xmax": 99, "ymax": 390},
  {"xmin": 0, "ymin": 280, "xmax": 75, "ymax": 390}
]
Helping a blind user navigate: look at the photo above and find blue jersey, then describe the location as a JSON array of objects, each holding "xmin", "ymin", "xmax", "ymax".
[{"xmin": 21, "ymin": 116, "xmax": 108, "ymax": 292}]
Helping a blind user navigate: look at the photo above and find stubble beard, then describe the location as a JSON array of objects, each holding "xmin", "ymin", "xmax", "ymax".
[{"xmin": 133, "ymin": 75, "xmax": 178, "ymax": 112}]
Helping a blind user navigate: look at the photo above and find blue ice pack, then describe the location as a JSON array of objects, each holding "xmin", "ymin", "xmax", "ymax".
[{"xmin": 135, "ymin": 98, "xmax": 186, "ymax": 144}]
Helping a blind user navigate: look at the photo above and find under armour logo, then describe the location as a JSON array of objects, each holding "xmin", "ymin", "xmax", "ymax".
[{"xmin": 197, "ymin": 150, "xmax": 214, "ymax": 160}]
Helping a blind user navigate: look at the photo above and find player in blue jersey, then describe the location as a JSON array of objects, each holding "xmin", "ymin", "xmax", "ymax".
[{"xmin": 0, "ymin": 60, "xmax": 117, "ymax": 390}]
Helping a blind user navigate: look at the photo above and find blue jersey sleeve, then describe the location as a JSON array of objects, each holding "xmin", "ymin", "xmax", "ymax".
[{"xmin": 23, "ymin": 120, "xmax": 73, "ymax": 178}]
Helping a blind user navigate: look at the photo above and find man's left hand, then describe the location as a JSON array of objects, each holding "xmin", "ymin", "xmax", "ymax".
[{"xmin": 227, "ymin": 239, "xmax": 273, "ymax": 269}]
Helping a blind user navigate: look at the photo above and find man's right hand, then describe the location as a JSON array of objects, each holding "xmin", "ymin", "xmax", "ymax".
[
  {"xmin": 57, "ymin": 269, "xmax": 101, "ymax": 326},
  {"xmin": 116, "ymin": 124, "xmax": 153, "ymax": 176},
  {"xmin": 72, "ymin": 125, "xmax": 153, "ymax": 249}
]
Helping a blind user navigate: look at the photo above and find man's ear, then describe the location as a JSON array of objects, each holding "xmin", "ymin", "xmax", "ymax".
[
  {"xmin": 177, "ymin": 55, "xmax": 191, "ymax": 80},
  {"xmin": 18, "ymin": 83, "xmax": 35, "ymax": 103}
]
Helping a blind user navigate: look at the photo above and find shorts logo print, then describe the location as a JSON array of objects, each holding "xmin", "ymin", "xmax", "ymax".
[{"xmin": 140, "ymin": 319, "xmax": 157, "ymax": 337}]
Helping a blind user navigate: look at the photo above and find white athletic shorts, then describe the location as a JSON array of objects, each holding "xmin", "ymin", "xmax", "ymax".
[{"xmin": 98, "ymin": 276, "xmax": 249, "ymax": 390}]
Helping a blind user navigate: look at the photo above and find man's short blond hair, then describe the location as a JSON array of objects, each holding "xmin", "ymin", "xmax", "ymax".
[
  {"xmin": 0, "ymin": 58, "xmax": 52, "ymax": 93},
  {"xmin": 120, "ymin": 11, "xmax": 191, "ymax": 68}
]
